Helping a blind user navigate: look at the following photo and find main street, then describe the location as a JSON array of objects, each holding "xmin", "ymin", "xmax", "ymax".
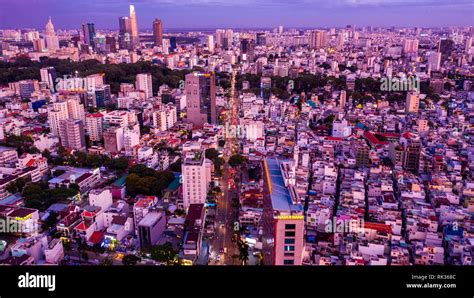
[{"xmin": 209, "ymin": 68, "xmax": 240, "ymax": 265}]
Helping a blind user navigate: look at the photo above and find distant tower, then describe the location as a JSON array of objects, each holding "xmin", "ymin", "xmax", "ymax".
[
  {"xmin": 44, "ymin": 17, "xmax": 59, "ymax": 51},
  {"xmin": 82, "ymin": 23, "xmax": 96, "ymax": 49},
  {"xmin": 339, "ymin": 90, "xmax": 347, "ymax": 109},
  {"xmin": 129, "ymin": 5, "xmax": 139, "ymax": 47},
  {"xmin": 153, "ymin": 19, "xmax": 163, "ymax": 47},
  {"xmin": 45, "ymin": 17, "xmax": 55, "ymax": 36}
]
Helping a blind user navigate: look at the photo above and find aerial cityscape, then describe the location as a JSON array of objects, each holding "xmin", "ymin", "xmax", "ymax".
[{"xmin": 0, "ymin": 1, "xmax": 473, "ymax": 268}]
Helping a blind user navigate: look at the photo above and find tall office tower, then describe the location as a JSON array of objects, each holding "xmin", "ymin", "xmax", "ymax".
[
  {"xmin": 40, "ymin": 67, "xmax": 57, "ymax": 92},
  {"xmin": 85, "ymin": 113, "xmax": 104, "ymax": 142},
  {"xmin": 256, "ymin": 32, "xmax": 266, "ymax": 46},
  {"xmin": 93, "ymin": 85, "xmax": 111, "ymax": 108},
  {"xmin": 339, "ymin": 90, "xmax": 347, "ymax": 109},
  {"xmin": 428, "ymin": 52, "xmax": 442, "ymax": 72},
  {"xmin": 182, "ymin": 152, "xmax": 211, "ymax": 210},
  {"xmin": 240, "ymin": 38, "xmax": 253, "ymax": 54},
  {"xmin": 82, "ymin": 23, "xmax": 96, "ymax": 49},
  {"xmin": 216, "ymin": 29, "xmax": 225, "ymax": 47},
  {"xmin": 224, "ymin": 29, "xmax": 233, "ymax": 49},
  {"xmin": 169, "ymin": 36, "xmax": 177, "ymax": 51},
  {"xmin": 118, "ymin": 17, "xmax": 133, "ymax": 50},
  {"xmin": 310, "ymin": 30, "xmax": 328, "ymax": 49},
  {"xmin": 403, "ymin": 39, "xmax": 419, "ymax": 54},
  {"xmin": 44, "ymin": 17, "xmax": 59, "ymax": 51},
  {"xmin": 129, "ymin": 5, "xmax": 139, "ymax": 47},
  {"xmin": 405, "ymin": 91, "xmax": 420, "ymax": 113},
  {"xmin": 153, "ymin": 19, "xmax": 163, "ymax": 46},
  {"xmin": 32, "ymin": 38, "xmax": 46, "ymax": 52},
  {"xmin": 58, "ymin": 119, "xmax": 86, "ymax": 151},
  {"xmin": 185, "ymin": 72, "xmax": 216, "ymax": 127},
  {"xmin": 135, "ymin": 73, "xmax": 153, "ymax": 99},
  {"xmin": 278, "ymin": 25, "xmax": 284, "ymax": 34},
  {"xmin": 105, "ymin": 36, "xmax": 117, "ymax": 52},
  {"xmin": 438, "ymin": 38, "xmax": 454, "ymax": 62},
  {"xmin": 207, "ymin": 35, "xmax": 214, "ymax": 52},
  {"xmin": 263, "ymin": 158, "xmax": 304, "ymax": 266}
]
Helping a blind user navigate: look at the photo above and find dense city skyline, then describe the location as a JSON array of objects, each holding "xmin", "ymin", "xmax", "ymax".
[{"xmin": 0, "ymin": 0, "xmax": 473, "ymax": 30}]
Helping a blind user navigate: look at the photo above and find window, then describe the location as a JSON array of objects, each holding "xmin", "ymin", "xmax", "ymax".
[
  {"xmin": 284, "ymin": 252, "xmax": 294, "ymax": 257},
  {"xmin": 285, "ymin": 231, "xmax": 295, "ymax": 237},
  {"xmin": 284, "ymin": 245, "xmax": 295, "ymax": 252},
  {"xmin": 285, "ymin": 224, "xmax": 296, "ymax": 230},
  {"xmin": 284, "ymin": 238, "xmax": 295, "ymax": 244},
  {"xmin": 283, "ymin": 260, "xmax": 294, "ymax": 265}
]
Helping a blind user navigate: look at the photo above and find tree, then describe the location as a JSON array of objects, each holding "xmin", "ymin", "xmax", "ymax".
[
  {"xmin": 205, "ymin": 148, "xmax": 220, "ymax": 161},
  {"xmin": 122, "ymin": 254, "xmax": 141, "ymax": 266},
  {"xmin": 150, "ymin": 242, "xmax": 178, "ymax": 265},
  {"xmin": 169, "ymin": 159, "xmax": 182, "ymax": 172},
  {"xmin": 109, "ymin": 156, "xmax": 129, "ymax": 172},
  {"xmin": 228, "ymin": 154, "xmax": 246, "ymax": 168},
  {"xmin": 100, "ymin": 257, "xmax": 114, "ymax": 266}
]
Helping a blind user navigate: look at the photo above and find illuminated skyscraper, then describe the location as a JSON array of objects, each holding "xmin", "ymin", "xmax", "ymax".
[
  {"xmin": 118, "ymin": 17, "xmax": 132, "ymax": 50},
  {"xmin": 129, "ymin": 5, "xmax": 139, "ymax": 47},
  {"xmin": 82, "ymin": 23, "xmax": 96, "ymax": 49},
  {"xmin": 185, "ymin": 72, "xmax": 216, "ymax": 127},
  {"xmin": 153, "ymin": 19, "xmax": 163, "ymax": 46}
]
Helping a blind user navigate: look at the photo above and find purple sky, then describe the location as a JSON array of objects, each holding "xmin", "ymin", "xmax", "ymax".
[{"xmin": 0, "ymin": 0, "xmax": 472, "ymax": 30}]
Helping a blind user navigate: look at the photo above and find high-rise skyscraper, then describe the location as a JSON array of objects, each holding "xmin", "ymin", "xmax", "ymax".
[
  {"xmin": 129, "ymin": 5, "xmax": 139, "ymax": 47},
  {"xmin": 185, "ymin": 72, "xmax": 216, "ymax": 127},
  {"xmin": 438, "ymin": 38, "xmax": 454, "ymax": 62},
  {"xmin": 152, "ymin": 19, "xmax": 163, "ymax": 47},
  {"xmin": 118, "ymin": 17, "xmax": 132, "ymax": 50},
  {"xmin": 82, "ymin": 23, "xmax": 96, "ymax": 49},
  {"xmin": 256, "ymin": 33, "xmax": 266, "ymax": 46}
]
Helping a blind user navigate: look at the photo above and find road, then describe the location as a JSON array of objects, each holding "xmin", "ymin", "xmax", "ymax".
[{"xmin": 209, "ymin": 68, "xmax": 240, "ymax": 265}]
